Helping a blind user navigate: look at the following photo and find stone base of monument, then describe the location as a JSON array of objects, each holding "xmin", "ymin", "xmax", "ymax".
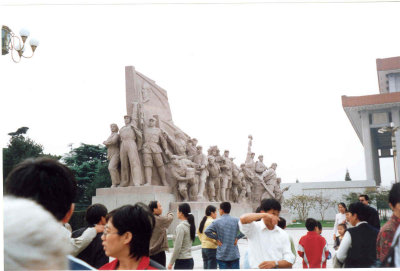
[
  {"xmin": 92, "ymin": 186, "xmax": 175, "ymax": 216},
  {"xmin": 168, "ymin": 201, "xmax": 253, "ymax": 234}
]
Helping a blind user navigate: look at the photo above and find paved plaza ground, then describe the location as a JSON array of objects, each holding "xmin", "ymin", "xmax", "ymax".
[{"xmin": 166, "ymin": 228, "xmax": 335, "ymax": 269}]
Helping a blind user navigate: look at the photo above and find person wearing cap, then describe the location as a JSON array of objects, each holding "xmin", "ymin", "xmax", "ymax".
[
  {"xmin": 119, "ymin": 115, "xmax": 143, "ymax": 186},
  {"xmin": 142, "ymin": 117, "xmax": 171, "ymax": 186}
]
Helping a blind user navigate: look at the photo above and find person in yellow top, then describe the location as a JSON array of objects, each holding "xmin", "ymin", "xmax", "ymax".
[{"xmin": 197, "ymin": 205, "xmax": 218, "ymax": 269}]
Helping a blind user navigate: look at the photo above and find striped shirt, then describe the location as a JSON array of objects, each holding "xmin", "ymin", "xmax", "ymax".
[{"xmin": 204, "ymin": 214, "xmax": 244, "ymax": 261}]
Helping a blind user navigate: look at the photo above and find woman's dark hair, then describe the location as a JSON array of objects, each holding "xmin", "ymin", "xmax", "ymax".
[
  {"xmin": 148, "ymin": 201, "xmax": 158, "ymax": 213},
  {"xmin": 111, "ymin": 203, "xmax": 155, "ymax": 260},
  {"xmin": 338, "ymin": 202, "xmax": 347, "ymax": 211},
  {"xmin": 199, "ymin": 205, "xmax": 216, "ymax": 233},
  {"xmin": 179, "ymin": 203, "xmax": 196, "ymax": 241}
]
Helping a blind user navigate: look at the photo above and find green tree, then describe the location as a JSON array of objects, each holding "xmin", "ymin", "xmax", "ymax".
[
  {"xmin": 345, "ymin": 169, "xmax": 352, "ymax": 181},
  {"xmin": 343, "ymin": 192, "xmax": 359, "ymax": 206},
  {"xmin": 63, "ymin": 143, "xmax": 111, "ymax": 209},
  {"xmin": 3, "ymin": 127, "xmax": 60, "ymax": 183}
]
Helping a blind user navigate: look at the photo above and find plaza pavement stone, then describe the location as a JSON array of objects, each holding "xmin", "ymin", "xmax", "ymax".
[{"xmin": 166, "ymin": 228, "xmax": 335, "ymax": 269}]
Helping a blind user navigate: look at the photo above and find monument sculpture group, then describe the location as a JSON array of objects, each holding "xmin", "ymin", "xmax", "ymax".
[{"xmin": 101, "ymin": 66, "xmax": 288, "ymax": 205}]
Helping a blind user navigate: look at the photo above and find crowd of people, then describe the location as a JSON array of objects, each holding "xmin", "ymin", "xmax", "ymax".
[{"xmin": 4, "ymin": 157, "xmax": 400, "ymax": 270}]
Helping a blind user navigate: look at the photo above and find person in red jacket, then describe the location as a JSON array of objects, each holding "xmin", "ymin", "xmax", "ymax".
[{"xmin": 298, "ymin": 218, "xmax": 329, "ymax": 268}]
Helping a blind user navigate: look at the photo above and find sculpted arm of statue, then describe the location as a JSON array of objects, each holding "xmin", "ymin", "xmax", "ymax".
[
  {"xmin": 133, "ymin": 126, "xmax": 143, "ymax": 150},
  {"xmin": 171, "ymin": 168, "xmax": 188, "ymax": 181},
  {"xmin": 103, "ymin": 134, "xmax": 119, "ymax": 146}
]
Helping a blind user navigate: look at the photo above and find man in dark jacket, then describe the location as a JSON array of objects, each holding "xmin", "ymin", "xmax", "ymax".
[
  {"xmin": 72, "ymin": 204, "xmax": 109, "ymax": 268},
  {"xmin": 336, "ymin": 202, "xmax": 378, "ymax": 268},
  {"xmin": 359, "ymin": 194, "xmax": 381, "ymax": 230}
]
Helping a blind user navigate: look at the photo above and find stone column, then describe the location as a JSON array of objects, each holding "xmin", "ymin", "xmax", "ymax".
[
  {"xmin": 361, "ymin": 111, "xmax": 375, "ymax": 183},
  {"xmin": 391, "ymin": 108, "xmax": 400, "ymax": 183}
]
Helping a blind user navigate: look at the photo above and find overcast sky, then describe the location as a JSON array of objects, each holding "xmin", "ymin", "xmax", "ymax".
[{"xmin": 1, "ymin": 0, "xmax": 400, "ymax": 186}]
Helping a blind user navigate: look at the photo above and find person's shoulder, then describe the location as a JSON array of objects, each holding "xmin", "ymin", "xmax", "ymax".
[
  {"xmin": 380, "ymin": 220, "xmax": 393, "ymax": 233},
  {"xmin": 71, "ymin": 227, "xmax": 88, "ymax": 238}
]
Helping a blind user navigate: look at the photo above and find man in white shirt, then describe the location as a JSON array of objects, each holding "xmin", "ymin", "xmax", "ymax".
[{"xmin": 239, "ymin": 198, "xmax": 295, "ymax": 269}]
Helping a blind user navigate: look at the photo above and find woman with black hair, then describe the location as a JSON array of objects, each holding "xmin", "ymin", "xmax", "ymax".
[
  {"xmin": 333, "ymin": 202, "xmax": 347, "ymax": 242},
  {"xmin": 197, "ymin": 205, "xmax": 218, "ymax": 269},
  {"xmin": 168, "ymin": 203, "xmax": 195, "ymax": 270},
  {"xmin": 100, "ymin": 204, "xmax": 164, "ymax": 270}
]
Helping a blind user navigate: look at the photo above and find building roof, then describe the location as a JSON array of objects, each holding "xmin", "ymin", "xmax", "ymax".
[
  {"xmin": 342, "ymin": 92, "xmax": 400, "ymax": 107},
  {"xmin": 342, "ymin": 93, "xmax": 400, "ymax": 143},
  {"xmin": 377, "ymin": 56, "xmax": 400, "ymax": 71}
]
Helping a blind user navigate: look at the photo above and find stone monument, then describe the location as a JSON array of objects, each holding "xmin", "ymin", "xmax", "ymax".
[{"xmin": 93, "ymin": 66, "xmax": 290, "ymax": 230}]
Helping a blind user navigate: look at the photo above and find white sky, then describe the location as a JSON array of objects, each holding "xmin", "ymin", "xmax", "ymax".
[{"xmin": 1, "ymin": 0, "xmax": 400, "ymax": 186}]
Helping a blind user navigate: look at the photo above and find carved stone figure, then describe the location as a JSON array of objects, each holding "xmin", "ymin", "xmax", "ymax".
[
  {"xmin": 192, "ymin": 145, "xmax": 207, "ymax": 201},
  {"xmin": 206, "ymin": 155, "xmax": 220, "ymax": 202},
  {"xmin": 262, "ymin": 163, "xmax": 278, "ymax": 184},
  {"xmin": 164, "ymin": 131, "xmax": 187, "ymax": 156},
  {"xmin": 274, "ymin": 177, "xmax": 289, "ymax": 203},
  {"xmin": 240, "ymin": 163, "xmax": 253, "ymax": 202},
  {"xmin": 170, "ymin": 155, "xmax": 198, "ymax": 201},
  {"xmin": 220, "ymin": 150, "xmax": 233, "ymax": 202},
  {"xmin": 103, "ymin": 123, "xmax": 121, "ymax": 187},
  {"xmin": 238, "ymin": 165, "xmax": 247, "ymax": 203},
  {"xmin": 231, "ymin": 162, "xmax": 241, "ymax": 203},
  {"xmin": 142, "ymin": 117, "xmax": 171, "ymax": 186},
  {"xmin": 245, "ymin": 135, "xmax": 256, "ymax": 175},
  {"xmin": 260, "ymin": 163, "xmax": 278, "ymax": 201},
  {"xmin": 186, "ymin": 138, "xmax": 198, "ymax": 161},
  {"xmin": 255, "ymin": 155, "xmax": 267, "ymax": 176},
  {"xmin": 119, "ymin": 115, "xmax": 143, "ymax": 186}
]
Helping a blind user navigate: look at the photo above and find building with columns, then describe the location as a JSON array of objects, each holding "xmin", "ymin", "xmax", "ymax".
[{"xmin": 342, "ymin": 56, "xmax": 400, "ymax": 186}]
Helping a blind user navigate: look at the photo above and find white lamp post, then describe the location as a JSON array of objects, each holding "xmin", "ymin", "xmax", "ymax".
[{"xmin": 2, "ymin": 25, "xmax": 39, "ymax": 63}]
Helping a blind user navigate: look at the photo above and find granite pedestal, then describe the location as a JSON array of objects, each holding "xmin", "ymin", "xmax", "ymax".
[{"xmin": 92, "ymin": 186, "xmax": 175, "ymax": 216}]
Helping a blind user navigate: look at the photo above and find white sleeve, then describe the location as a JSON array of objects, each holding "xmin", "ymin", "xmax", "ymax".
[
  {"xmin": 333, "ymin": 214, "xmax": 339, "ymax": 236},
  {"xmin": 282, "ymin": 232, "xmax": 295, "ymax": 264},
  {"xmin": 336, "ymin": 231, "xmax": 351, "ymax": 263},
  {"xmin": 238, "ymin": 220, "xmax": 256, "ymax": 239},
  {"xmin": 69, "ymin": 227, "xmax": 97, "ymax": 256}
]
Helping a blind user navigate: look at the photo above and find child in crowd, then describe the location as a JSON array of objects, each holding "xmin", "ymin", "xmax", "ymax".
[
  {"xmin": 316, "ymin": 221, "xmax": 331, "ymax": 266},
  {"xmin": 298, "ymin": 218, "xmax": 329, "ymax": 268},
  {"xmin": 334, "ymin": 223, "xmax": 347, "ymax": 250},
  {"xmin": 278, "ymin": 217, "xmax": 296, "ymax": 260}
]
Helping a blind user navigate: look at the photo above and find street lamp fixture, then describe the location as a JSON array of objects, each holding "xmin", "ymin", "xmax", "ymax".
[
  {"xmin": 378, "ymin": 122, "xmax": 400, "ymax": 183},
  {"xmin": 2, "ymin": 25, "xmax": 39, "ymax": 63}
]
